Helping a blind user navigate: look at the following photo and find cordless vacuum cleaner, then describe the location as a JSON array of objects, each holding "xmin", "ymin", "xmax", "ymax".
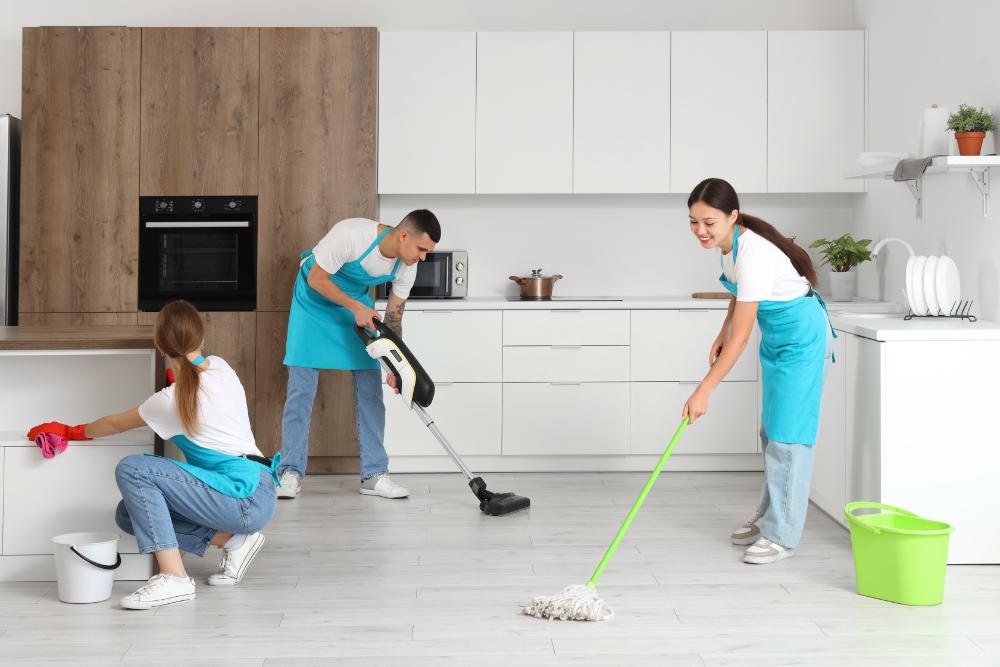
[{"xmin": 355, "ymin": 320, "xmax": 530, "ymax": 516}]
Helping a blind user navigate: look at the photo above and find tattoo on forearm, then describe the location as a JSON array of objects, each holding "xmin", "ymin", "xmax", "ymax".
[{"xmin": 384, "ymin": 301, "xmax": 405, "ymax": 337}]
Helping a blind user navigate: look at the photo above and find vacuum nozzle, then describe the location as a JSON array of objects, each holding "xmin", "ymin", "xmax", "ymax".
[{"xmin": 469, "ymin": 477, "xmax": 530, "ymax": 516}]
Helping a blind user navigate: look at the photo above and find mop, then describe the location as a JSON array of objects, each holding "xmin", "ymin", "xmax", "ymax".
[
  {"xmin": 355, "ymin": 320, "xmax": 530, "ymax": 516},
  {"xmin": 522, "ymin": 417, "xmax": 689, "ymax": 621}
]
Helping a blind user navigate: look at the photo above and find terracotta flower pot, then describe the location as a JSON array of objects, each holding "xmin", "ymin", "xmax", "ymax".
[{"xmin": 955, "ymin": 131, "xmax": 986, "ymax": 156}]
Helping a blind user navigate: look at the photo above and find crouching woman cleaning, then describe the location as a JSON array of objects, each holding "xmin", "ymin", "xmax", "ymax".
[{"xmin": 27, "ymin": 300, "xmax": 278, "ymax": 609}]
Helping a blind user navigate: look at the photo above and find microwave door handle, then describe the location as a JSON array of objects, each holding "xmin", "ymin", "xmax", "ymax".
[{"xmin": 144, "ymin": 221, "xmax": 251, "ymax": 228}]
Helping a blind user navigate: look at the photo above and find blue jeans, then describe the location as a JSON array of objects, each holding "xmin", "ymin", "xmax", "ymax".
[
  {"xmin": 278, "ymin": 366, "xmax": 389, "ymax": 479},
  {"xmin": 756, "ymin": 429, "xmax": 817, "ymax": 549},
  {"xmin": 114, "ymin": 455, "xmax": 276, "ymax": 556}
]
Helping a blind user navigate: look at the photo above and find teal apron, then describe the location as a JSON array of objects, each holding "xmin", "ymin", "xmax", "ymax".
[
  {"xmin": 284, "ymin": 226, "xmax": 401, "ymax": 370},
  {"xmin": 719, "ymin": 226, "xmax": 836, "ymax": 445},
  {"xmin": 151, "ymin": 356, "xmax": 281, "ymax": 499}
]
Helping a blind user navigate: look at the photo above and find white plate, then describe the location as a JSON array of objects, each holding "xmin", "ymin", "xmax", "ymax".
[
  {"xmin": 904, "ymin": 256, "xmax": 919, "ymax": 315},
  {"xmin": 910, "ymin": 256, "xmax": 928, "ymax": 315},
  {"xmin": 922, "ymin": 256, "xmax": 940, "ymax": 315},
  {"xmin": 935, "ymin": 255, "xmax": 961, "ymax": 315}
]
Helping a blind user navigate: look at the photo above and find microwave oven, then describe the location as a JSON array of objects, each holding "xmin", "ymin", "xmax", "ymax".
[{"xmin": 376, "ymin": 250, "xmax": 468, "ymax": 299}]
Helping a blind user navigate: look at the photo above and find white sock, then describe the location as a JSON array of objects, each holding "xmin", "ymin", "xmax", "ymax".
[
  {"xmin": 224, "ymin": 533, "xmax": 248, "ymax": 551},
  {"xmin": 163, "ymin": 574, "xmax": 191, "ymax": 583}
]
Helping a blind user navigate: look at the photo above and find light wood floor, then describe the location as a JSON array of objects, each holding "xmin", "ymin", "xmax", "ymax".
[{"xmin": 0, "ymin": 471, "xmax": 997, "ymax": 666}]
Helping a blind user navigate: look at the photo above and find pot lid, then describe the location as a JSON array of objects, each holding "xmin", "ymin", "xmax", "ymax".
[{"xmin": 514, "ymin": 268, "xmax": 562, "ymax": 280}]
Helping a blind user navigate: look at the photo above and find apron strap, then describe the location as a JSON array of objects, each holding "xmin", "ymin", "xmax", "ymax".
[
  {"xmin": 191, "ymin": 355, "xmax": 206, "ymax": 366},
  {"xmin": 810, "ymin": 289, "xmax": 839, "ymax": 363}
]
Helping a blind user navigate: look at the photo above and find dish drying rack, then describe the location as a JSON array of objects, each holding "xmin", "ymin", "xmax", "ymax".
[{"xmin": 904, "ymin": 299, "xmax": 977, "ymax": 322}]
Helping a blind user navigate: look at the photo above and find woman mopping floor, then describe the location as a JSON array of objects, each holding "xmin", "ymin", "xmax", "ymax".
[
  {"xmin": 525, "ymin": 177, "xmax": 834, "ymax": 620},
  {"xmin": 27, "ymin": 300, "xmax": 278, "ymax": 609}
]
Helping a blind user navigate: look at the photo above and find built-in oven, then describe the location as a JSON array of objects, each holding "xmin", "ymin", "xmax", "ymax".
[
  {"xmin": 376, "ymin": 250, "xmax": 468, "ymax": 300},
  {"xmin": 138, "ymin": 196, "xmax": 256, "ymax": 311}
]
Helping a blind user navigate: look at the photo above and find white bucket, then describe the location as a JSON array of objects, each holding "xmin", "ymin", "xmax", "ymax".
[{"xmin": 51, "ymin": 532, "xmax": 122, "ymax": 603}]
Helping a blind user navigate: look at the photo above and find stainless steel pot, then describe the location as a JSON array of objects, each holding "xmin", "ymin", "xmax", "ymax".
[{"xmin": 509, "ymin": 269, "xmax": 563, "ymax": 300}]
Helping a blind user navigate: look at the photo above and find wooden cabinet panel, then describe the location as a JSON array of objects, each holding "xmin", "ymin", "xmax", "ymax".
[
  {"xmin": 139, "ymin": 311, "xmax": 256, "ymax": 427},
  {"xmin": 17, "ymin": 312, "xmax": 138, "ymax": 326},
  {"xmin": 140, "ymin": 28, "xmax": 259, "ymax": 196},
  {"xmin": 255, "ymin": 311, "xmax": 358, "ymax": 470},
  {"xmin": 19, "ymin": 27, "xmax": 140, "ymax": 313},
  {"xmin": 258, "ymin": 28, "xmax": 378, "ymax": 311}
]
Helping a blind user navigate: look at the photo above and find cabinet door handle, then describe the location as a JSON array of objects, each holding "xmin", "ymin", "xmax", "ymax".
[
  {"xmin": 551, "ymin": 310, "xmax": 582, "ymax": 313},
  {"xmin": 551, "ymin": 345, "xmax": 582, "ymax": 350},
  {"xmin": 422, "ymin": 310, "xmax": 454, "ymax": 314},
  {"xmin": 678, "ymin": 381, "xmax": 700, "ymax": 385},
  {"xmin": 550, "ymin": 382, "xmax": 583, "ymax": 386},
  {"xmin": 436, "ymin": 382, "xmax": 454, "ymax": 386}
]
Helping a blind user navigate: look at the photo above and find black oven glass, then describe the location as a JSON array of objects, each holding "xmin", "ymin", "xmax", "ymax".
[{"xmin": 158, "ymin": 231, "xmax": 240, "ymax": 292}]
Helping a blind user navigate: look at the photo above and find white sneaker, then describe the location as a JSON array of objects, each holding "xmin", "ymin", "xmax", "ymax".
[
  {"xmin": 743, "ymin": 537, "xmax": 794, "ymax": 564},
  {"xmin": 208, "ymin": 532, "xmax": 266, "ymax": 586},
  {"xmin": 731, "ymin": 511, "xmax": 764, "ymax": 545},
  {"xmin": 359, "ymin": 473, "xmax": 409, "ymax": 499},
  {"xmin": 277, "ymin": 471, "xmax": 301, "ymax": 499},
  {"xmin": 120, "ymin": 574, "xmax": 195, "ymax": 610}
]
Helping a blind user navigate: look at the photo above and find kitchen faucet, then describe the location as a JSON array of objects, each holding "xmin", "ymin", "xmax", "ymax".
[{"xmin": 870, "ymin": 237, "xmax": 915, "ymax": 260}]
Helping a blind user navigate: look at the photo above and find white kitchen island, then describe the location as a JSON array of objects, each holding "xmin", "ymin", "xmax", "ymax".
[
  {"xmin": 0, "ymin": 326, "xmax": 158, "ymax": 581},
  {"xmin": 814, "ymin": 312, "xmax": 1000, "ymax": 564}
]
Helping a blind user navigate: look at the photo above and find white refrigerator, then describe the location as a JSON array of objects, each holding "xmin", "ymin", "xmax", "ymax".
[{"xmin": 0, "ymin": 114, "xmax": 19, "ymax": 325}]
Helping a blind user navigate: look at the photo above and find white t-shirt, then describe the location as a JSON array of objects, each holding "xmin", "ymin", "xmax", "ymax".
[
  {"xmin": 138, "ymin": 356, "xmax": 262, "ymax": 458},
  {"xmin": 721, "ymin": 228, "xmax": 811, "ymax": 302},
  {"xmin": 311, "ymin": 218, "xmax": 418, "ymax": 300}
]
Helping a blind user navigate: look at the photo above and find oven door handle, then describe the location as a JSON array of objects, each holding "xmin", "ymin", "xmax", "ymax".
[{"xmin": 144, "ymin": 221, "xmax": 251, "ymax": 228}]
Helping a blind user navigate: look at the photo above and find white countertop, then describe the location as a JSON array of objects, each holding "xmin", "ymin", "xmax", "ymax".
[
  {"xmin": 0, "ymin": 429, "xmax": 155, "ymax": 448},
  {"xmin": 382, "ymin": 295, "xmax": 1000, "ymax": 341}
]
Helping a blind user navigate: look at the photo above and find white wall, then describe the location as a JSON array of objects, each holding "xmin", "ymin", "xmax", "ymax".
[
  {"xmin": 381, "ymin": 195, "xmax": 857, "ymax": 298},
  {"xmin": 854, "ymin": 0, "xmax": 1000, "ymax": 320}
]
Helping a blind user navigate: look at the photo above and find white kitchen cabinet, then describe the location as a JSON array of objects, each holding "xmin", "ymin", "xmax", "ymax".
[
  {"xmin": 630, "ymin": 310, "xmax": 758, "ymax": 381},
  {"xmin": 630, "ymin": 381, "xmax": 757, "ymax": 455},
  {"xmin": 669, "ymin": 31, "xmax": 767, "ymax": 193},
  {"xmin": 3, "ymin": 442, "xmax": 147, "ymax": 556},
  {"xmin": 378, "ymin": 32, "xmax": 476, "ymax": 194},
  {"xmin": 812, "ymin": 334, "xmax": 848, "ymax": 523},
  {"xmin": 503, "ymin": 383, "xmax": 628, "ymax": 455},
  {"xmin": 476, "ymin": 32, "xmax": 573, "ymax": 193},
  {"xmin": 503, "ymin": 310, "xmax": 629, "ymax": 346},
  {"xmin": 845, "ymin": 333, "xmax": 882, "ymax": 513},
  {"xmin": 573, "ymin": 32, "xmax": 670, "ymax": 193},
  {"xmin": 767, "ymin": 31, "xmax": 865, "ymax": 193},
  {"xmin": 383, "ymin": 383, "xmax": 501, "ymax": 457},
  {"xmin": 395, "ymin": 310, "xmax": 502, "ymax": 382},
  {"xmin": 503, "ymin": 346, "xmax": 628, "ymax": 383}
]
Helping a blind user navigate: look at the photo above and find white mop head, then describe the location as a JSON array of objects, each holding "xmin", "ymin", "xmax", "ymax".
[{"xmin": 521, "ymin": 584, "xmax": 613, "ymax": 621}]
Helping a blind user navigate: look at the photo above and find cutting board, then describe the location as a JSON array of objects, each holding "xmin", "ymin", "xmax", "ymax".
[{"xmin": 691, "ymin": 292, "xmax": 732, "ymax": 300}]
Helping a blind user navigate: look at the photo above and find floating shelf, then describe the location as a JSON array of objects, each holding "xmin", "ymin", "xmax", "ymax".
[{"xmin": 846, "ymin": 155, "xmax": 1000, "ymax": 219}]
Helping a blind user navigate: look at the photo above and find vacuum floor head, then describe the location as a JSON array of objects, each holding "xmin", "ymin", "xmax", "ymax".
[{"xmin": 469, "ymin": 477, "xmax": 530, "ymax": 516}]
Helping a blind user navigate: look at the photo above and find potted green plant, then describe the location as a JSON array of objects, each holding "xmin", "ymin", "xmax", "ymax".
[
  {"xmin": 809, "ymin": 234, "xmax": 873, "ymax": 302},
  {"xmin": 947, "ymin": 104, "xmax": 995, "ymax": 156}
]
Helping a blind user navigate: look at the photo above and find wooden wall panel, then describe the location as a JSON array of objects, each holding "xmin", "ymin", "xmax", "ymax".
[
  {"xmin": 18, "ymin": 313, "xmax": 138, "ymax": 326},
  {"xmin": 140, "ymin": 28, "xmax": 259, "ymax": 196},
  {"xmin": 139, "ymin": 311, "xmax": 257, "ymax": 428},
  {"xmin": 255, "ymin": 311, "xmax": 358, "ymax": 470},
  {"xmin": 257, "ymin": 28, "xmax": 378, "ymax": 311},
  {"xmin": 19, "ymin": 27, "xmax": 140, "ymax": 313}
]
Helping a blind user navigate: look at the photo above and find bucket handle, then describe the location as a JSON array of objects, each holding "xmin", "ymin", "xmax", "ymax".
[
  {"xmin": 844, "ymin": 501, "xmax": 917, "ymax": 535},
  {"xmin": 69, "ymin": 546, "xmax": 122, "ymax": 571}
]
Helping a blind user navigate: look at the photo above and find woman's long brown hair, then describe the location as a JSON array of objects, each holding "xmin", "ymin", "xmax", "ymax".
[
  {"xmin": 153, "ymin": 300, "xmax": 205, "ymax": 434},
  {"xmin": 688, "ymin": 178, "xmax": 818, "ymax": 286}
]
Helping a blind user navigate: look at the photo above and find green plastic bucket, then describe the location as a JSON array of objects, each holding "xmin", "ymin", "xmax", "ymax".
[{"xmin": 844, "ymin": 502, "xmax": 955, "ymax": 606}]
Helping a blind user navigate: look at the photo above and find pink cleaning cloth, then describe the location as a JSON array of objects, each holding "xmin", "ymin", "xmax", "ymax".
[{"xmin": 35, "ymin": 432, "xmax": 68, "ymax": 459}]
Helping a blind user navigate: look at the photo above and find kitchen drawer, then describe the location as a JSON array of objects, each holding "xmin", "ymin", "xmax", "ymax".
[
  {"xmin": 3, "ymin": 444, "xmax": 148, "ymax": 555},
  {"xmin": 631, "ymin": 310, "xmax": 758, "ymax": 381},
  {"xmin": 395, "ymin": 310, "xmax": 502, "ymax": 382},
  {"xmin": 502, "ymin": 382, "xmax": 628, "ymax": 455},
  {"xmin": 383, "ymin": 383, "xmax": 501, "ymax": 456},
  {"xmin": 503, "ymin": 310, "xmax": 629, "ymax": 346},
  {"xmin": 630, "ymin": 382, "xmax": 757, "ymax": 455},
  {"xmin": 503, "ymin": 346, "xmax": 628, "ymax": 382}
]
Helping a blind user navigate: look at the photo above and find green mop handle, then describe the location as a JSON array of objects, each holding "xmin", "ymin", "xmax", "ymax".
[{"xmin": 586, "ymin": 417, "xmax": 689, "ymax": 588}]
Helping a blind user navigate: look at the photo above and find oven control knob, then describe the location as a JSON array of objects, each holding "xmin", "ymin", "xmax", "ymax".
[
  {"xmin": 455, "ymin": 262, "xmax": 465, "ymax": 272},
  {"xmin": 455, "ymin": 277, "xmax": 465, "ymax": 286},
  {"xmin": 157, "ymin": 200, "xmax": 171, "ymax": 211},
  {"xmin": 192, "ymin": 198, "xmax": 205, "ymax": 211},
  {"xmin": 227, "ymin": 200, "xmax": 239, "ymax": 210}
]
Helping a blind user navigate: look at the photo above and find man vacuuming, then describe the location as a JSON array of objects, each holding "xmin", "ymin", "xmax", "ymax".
[{"xmin": 276, "ymin": 210, "xmax": 441, "ymax": 499}]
